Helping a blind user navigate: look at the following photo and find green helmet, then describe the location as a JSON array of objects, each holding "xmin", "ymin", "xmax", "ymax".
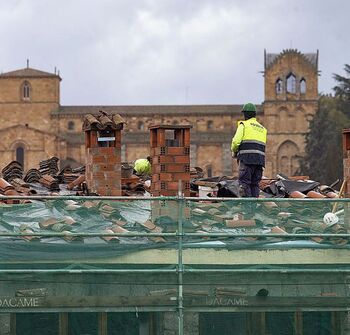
[{"xmin": 242, "ymin": 103, "xmax": 257, "ymax": 113}]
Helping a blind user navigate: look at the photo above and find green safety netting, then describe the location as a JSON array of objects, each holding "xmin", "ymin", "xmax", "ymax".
[{"xmin": 0, "ymin": 197, "xmax": 349, "ymax": 264}]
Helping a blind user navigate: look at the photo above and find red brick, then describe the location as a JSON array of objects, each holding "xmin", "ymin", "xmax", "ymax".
[
  {"xmin": 91, "ymin": 171, "xmax": 106, "ymax": 179},
  {"xmin": 159, "ymin": 173, "xmax": 173, "ymax": 181},
  {"xmin": 183, "ymin": 129, "xmax": 191, "ymax": 146},
  {"xmin": 157, "ymin": 129, "xmax": 165, "ymax": 146},
  {"xmin": 110, "ymin": 189, "xmax": 121, "ymax": 196},
  {"xmin": 94, "ymin": 164, "xmax": 120, "ymax": 172},
  {"xmin": 85, "ymin": 134, "xmax": 90, "ymax": 148},
  {"xmin": 174, "ymin": 155, "xmax": 190, "ymax": 164},
  {"xmin": 167, "ymin": 147, "xmax": 185, "ymax": 156},
  {"xmin": 98, "ymin": 147, "xmax": 119, "ymax": 155},
  {"xmin": 90, "ymin": 131, "xmax": 98, "ymax": 147},
  {"xmin": 87, "ymin": 147, "xmax": 99, "ymax": 155},
  {"xmin": 106, "ymin": 156, "xmax": 121, "ymax": 164},
  {"xmin": 150, "ymin": 129, "xmax": 157, "ymax": 147},
  {"xmin": 171, "ymin": 172, "xmax": 190, "ymax": 181},
  {"xmin": 157, "ymin": 156, "xmax": 175, "ymax": 163},
  {"xmin": 106, "ymin": 179, "xmax": 122, "ymax": 185},
  {"xmin": 166, "ymin": 181, "xmax": 181, "ymax": 191},
  {"xmin": 96, "ymin": 186, "xmax": 121, "ymax": 196},
  {"xmin": 104, "ymin": 171, "xmax": 121, "ymax": 178},
  {"xmin": 115, "ymin": 131, "xmax": 121, "ymax": 144},
  {"xmin": 92, "ymin": 155, "xmax": 107, "ymax": 163},
  {"xmin": 167, "ymin": 164, "xmax": 186, "ymax": 173},
  {"xmin": 153, "ymin": 165, "xmax": 163, "ymax": 174},
  {"xmin": 151, "ymin": 147, "xmax": 166, "ymax": 156},
  {"xmin": 151, "ymin": 183, "xmax": 161, "ymax": 191}
]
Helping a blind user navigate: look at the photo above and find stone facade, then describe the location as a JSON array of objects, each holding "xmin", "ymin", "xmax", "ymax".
[
  {"xmin": 0, "ymin": 49, "xmax": 319, "ymax": 178},
  {"xmin": 263, "ymin": 49, "xmax": 319, "ymax": 176}
]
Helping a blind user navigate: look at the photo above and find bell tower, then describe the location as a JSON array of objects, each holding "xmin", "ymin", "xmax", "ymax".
[{"xmin": 263, "ymin": 49, "xmax": 319, "ymax": 177}]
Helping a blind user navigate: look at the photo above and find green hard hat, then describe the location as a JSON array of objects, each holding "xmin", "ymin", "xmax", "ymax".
[{"xmin": 242, "ymin": 103, "xmax": 257, "ymax": 113}]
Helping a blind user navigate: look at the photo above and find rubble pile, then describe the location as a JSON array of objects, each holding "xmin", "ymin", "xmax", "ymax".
[{"xmin": 0, "ymin": 158, "xmax": 147, "ymax": 197}]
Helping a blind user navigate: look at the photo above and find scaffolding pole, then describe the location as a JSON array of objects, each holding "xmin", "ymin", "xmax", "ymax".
[{"xmin": 177, "ymin": 185, "xmax": 184, "ymax": 335}]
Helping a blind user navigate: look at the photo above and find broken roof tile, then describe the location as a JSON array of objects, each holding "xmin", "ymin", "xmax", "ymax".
[{"xmin": 82, "ymin": 110, "xmax": 125, "ymax": 131}]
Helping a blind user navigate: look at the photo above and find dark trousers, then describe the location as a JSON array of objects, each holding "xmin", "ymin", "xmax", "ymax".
[{"xmin": 238, "ymin": 162, "xmax": 263, "ymax": 198}]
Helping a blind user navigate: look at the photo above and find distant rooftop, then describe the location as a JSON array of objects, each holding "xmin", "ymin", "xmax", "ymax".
[
  {"xmin": 0, "ymin": 67, "xmax": 60, "ymax": 79},
  {"xmin": 55, "ymin": 104, "xmax": 262, "ymax": 116}
]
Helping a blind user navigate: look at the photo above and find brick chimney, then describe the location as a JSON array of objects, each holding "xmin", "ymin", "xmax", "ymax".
[
  {"xmin": 83, "ymin": 111, "xmax": 125, "ymax": 196},
  {"xmin": 150, "ymin": 125, "xmax": 192, "ymax": 196},
  {"xmin": 150, "ymin": 124, "xmax": 192, "ymax": 224}
]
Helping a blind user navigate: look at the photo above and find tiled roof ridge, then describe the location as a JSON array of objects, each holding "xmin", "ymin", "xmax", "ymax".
[
  {"xmin": 265, "ymin": 49, "xmax": 318, "ymax": 70},
  {"xmin": 83, "ymin": 110, "xmax": 125, "ymax": 131},
  {"xmin": 0, "ymin": 67, "xmax": 59, "ymax": 78}
]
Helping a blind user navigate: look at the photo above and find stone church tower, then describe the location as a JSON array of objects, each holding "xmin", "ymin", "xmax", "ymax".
[
  {"xmin": 263, "ymin": 49, "xmax": 319, "ymax": 177},
  {"xmin": 0, "ymin": 65, "xmax": 62, "ymax": 170}
]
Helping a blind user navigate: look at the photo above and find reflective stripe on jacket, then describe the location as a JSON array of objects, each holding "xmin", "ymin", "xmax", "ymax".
[{"xmin": 236, "ymin": 118, "xmax": 267, "ymax": 166}]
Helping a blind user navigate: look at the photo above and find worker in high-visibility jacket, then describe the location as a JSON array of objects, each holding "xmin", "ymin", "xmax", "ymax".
[
  {"xmin": 231, "ymin": 103, "xmax": 267, "ymax": 198},
  {"xmin": 133, "ymin": 156, "xmax": 152, "ymax": 177}
]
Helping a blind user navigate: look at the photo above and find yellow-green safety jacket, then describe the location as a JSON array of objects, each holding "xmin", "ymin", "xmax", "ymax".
[
  {"xmin": 231, "ymin": 117, "xmax": 267, "ymax": 166},
  {"xmin": 134, "ymin": 158, "xmax": 151, "ymax": 175}
]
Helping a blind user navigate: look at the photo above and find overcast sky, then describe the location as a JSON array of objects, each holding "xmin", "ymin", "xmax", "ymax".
[{"xmin": 0, "ymin": 0, "xmax": 349, "ymax": 106}]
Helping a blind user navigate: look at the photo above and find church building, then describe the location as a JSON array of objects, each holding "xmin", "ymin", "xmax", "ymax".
[{"xmin": 0, "ymin": 49, "xmax": 319, "ymax": 178}]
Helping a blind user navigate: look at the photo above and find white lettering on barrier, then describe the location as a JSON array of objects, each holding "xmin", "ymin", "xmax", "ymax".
[
  {"xmin": 207, "ymin": 297, "xmax": 249, "ymax": 306},
  {"xmin": 0, "ymin": 297, "xmax": 40, "ymax": 308}
]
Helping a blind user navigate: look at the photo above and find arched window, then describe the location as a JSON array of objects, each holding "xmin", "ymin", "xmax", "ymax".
[
  {"xmin": 277, "ymin": 140, "xmax": 300, "ymax": 176},
  {"xmin": 138, "ymin": 121, "xmax": 145, "ymax": 130},
  {"xmin": 207, "ymin": 120, "xmax": 213, "ymax": 130},
  {"xmin": 68, "ymin": 121, "xmax": 75, "ymax": 130},
  {"xmin": 276, "ymin": 78, "xmax": 283, "ymax": 94},
  {"xmin": 22, "ymin": 81, "xmax": 31, "ymax": 100},
  {"xmin": 300, "ymin": 78, "xmax": 306, "ymax": 94},
  {"xmin": 16, "ymin": 146, "xmax": 24, "ymax": 167},
  {"xmin": 286, "ymin": 73, "xmax": 296, "ymax": 94}
]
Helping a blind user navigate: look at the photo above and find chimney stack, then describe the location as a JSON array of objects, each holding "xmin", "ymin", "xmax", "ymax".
[{"xmin": 83, "ymin": 111, "xmax": 125, "ymax": 196}]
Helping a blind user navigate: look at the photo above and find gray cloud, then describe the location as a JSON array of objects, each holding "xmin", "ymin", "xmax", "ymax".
[{"xmin": 0, "ymin": 0, "xmax": 349, "ymax": 105}]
